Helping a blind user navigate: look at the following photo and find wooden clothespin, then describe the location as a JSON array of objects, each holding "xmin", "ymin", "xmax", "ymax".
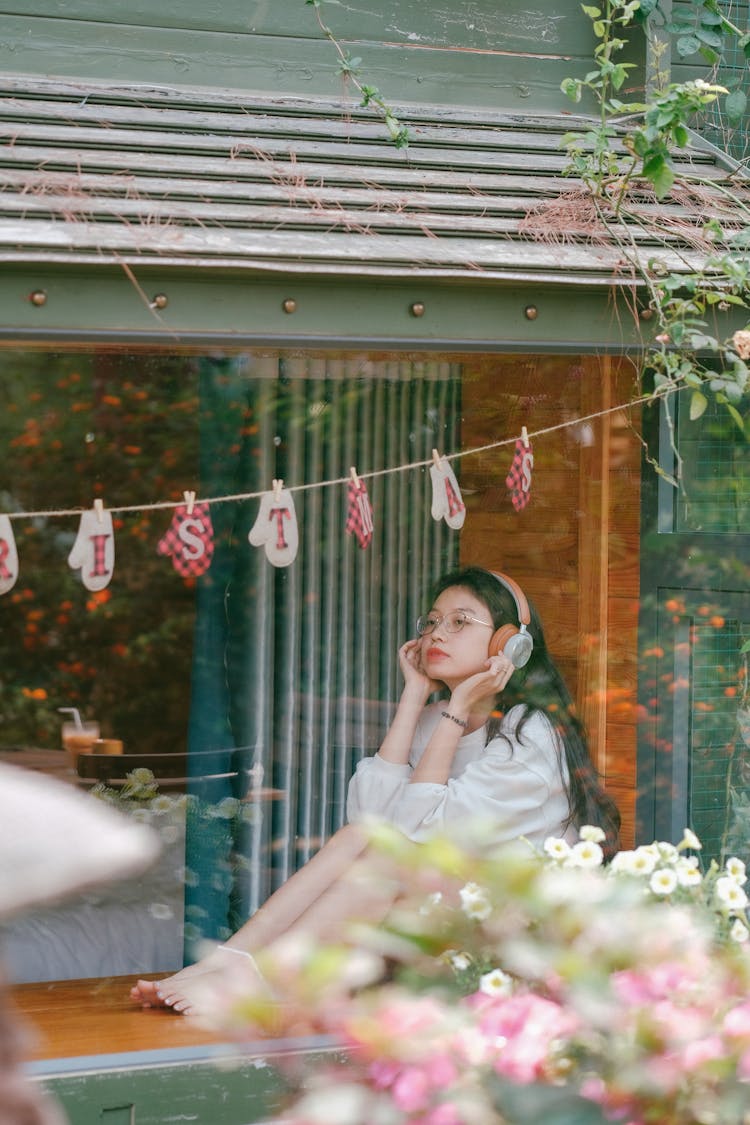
[
  {"xmin": 350, "ymin": 466, "xmax": 361, "ymax": 489},
  {"xmin": 183, "ymin": 490, "xmax": 196, "ymax": 515},
  {"xmin": 432, "ymin": 448, "xmax": 443, "ymax": 469},
  {"xmin": 272, "ymin": 478, "xmax": 284, "ymax": 502},
  {"xmin": 93, "ymin": 498, "xmax": 104, "ymax": 524},
  {"xmin": 521, "ymin": 426, "xmax": 530, "ymax": 449}
]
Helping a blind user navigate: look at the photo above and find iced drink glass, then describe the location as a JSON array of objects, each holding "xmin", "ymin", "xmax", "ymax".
[{"xmin": 62, "ymin": 721, "xmax": 100, "ymax": 768}]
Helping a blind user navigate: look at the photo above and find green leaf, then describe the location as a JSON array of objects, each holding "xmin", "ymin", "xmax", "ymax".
[
  {"xmin": 725, "ymin": 90, "xmax": 748, "ymax": 123},
  {"xmin": 489, "ymin": 1077, "xmax": 611, "ymax": 1125},
  {"xmin": 673, "ymin": 124, "xmax": 689, "ymax": 147},
  {"xmin": 689, "ymin": 391, "xmax": 708, "ymax": 420},
  {"xmin": 643, "ymin": 155, "xmax": 675, "ymax": 198},
  {"xmin": 696, "ymin": 27, "xmax": 723, "ymax": 48},
  {"xmin": 677, "ymin": 35, "xmax": 701, "ymax": 56},
  {"xmin": 561, "ymin": 77, "xmax": 583, "ymax": 103},
  {"xmin": 581, "ymin": 4, "xmax": 601, "ymax": 16},
  {"xmin": 727, "ymin": 404, "xmax": 746, "ymax": 435}
]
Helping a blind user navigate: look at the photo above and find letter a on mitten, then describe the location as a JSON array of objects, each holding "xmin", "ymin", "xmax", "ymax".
[
  {"xmin": 430, "ymin": 456, "xmax": 466, "ymax": 530},
  {"xmin": 248, "ymin": 488, "xmax": 299, "ymax": 567},
  {"xmin": 68, "ymin": 507, "xmax": 115, "ymax": 591},
  {"xmin": 157, "ymin": 502, "xmax": 214, "ymax": 578},
  {"xmin": 0, "ymin": 515, "xmax": 19, "ymax": 596}
]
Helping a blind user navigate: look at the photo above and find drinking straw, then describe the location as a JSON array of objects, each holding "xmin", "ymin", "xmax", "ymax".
[{"xmin": 57, "ymin": 707, "xmax": 83, "ymax": 730}]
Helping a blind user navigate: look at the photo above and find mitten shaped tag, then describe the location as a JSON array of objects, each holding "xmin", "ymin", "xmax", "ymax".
[
  {"xmin": 68, "ymin": 504, "xmax": 115, "ymax": 591},
  {"xmin": 430, "ymin": 453, "xmax": 466, "ymax": 530},
  {"xmin": 157, "ymin": 501, "xmax": 214, "ymax": 578},
  {"xmin": 0, "ymin": 515, "xmax": 19, "ymax": 596},
  {"xmin": 506, "ymin": 438, "xmax": 534, "ymax": 512},
  {"xmin": 345, "ymin": 475, "xmax": 374, "ymax": 549},
  {"xmin": 248, "ymin": 483, "xmax": 299, "ymax": 567}
]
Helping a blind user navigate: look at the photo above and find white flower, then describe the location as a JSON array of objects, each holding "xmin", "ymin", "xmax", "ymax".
[
  {"xmin": 630, "ymin": 847, "xmax": 658, "ymax": 876},
  {"xmin": 650, "ymin": 868, "xmax": 678, "ymax": 896},
  {"xmin": 150, "ymin": 794, "xmax": 176, "ymax": 816},
  {"xmin": 544, "ymin": 837, "xmax": 571, "ymax": 860},
  {"xmin": 725, "ymin": 857, "xmax": 747, "ymax": 885},
  {"xmin": 675, "ymin": 857, "xmax": 702, "ymax": 887},
  {"xmin": 731, "ymin": 918, "xmax": 750, "ymax": 944},
  {"xmin": 610, "ymin": 849, "xmax": 636, "ymax": 874},
  {"xmin": 579, "ymin": 825, "xmax": 606, "ymax": 844},
  {"xmin": 568, "ymin": 840, "xmax": 604, "ymax": 868},
  {"xmin": 656, "ymin": 842, "xmax": 679, "ymax": 864},
  {"xmin": 680, "ymin": 828, "xmax": 702, "ymax": 851},
  {"xmin": 450, "ymin": 952, "xmax": 471, "ymax": 971},
  {"xmin": 716, "ymin": 877, "xmax": 749, "ymax": 910},
  {"xmin": 459, "ymin": 882, "xmax": 492, "ymax": 920},
  {"xmin": 479, "ymin": 968, "xmax": 513, "ymax": 998}
]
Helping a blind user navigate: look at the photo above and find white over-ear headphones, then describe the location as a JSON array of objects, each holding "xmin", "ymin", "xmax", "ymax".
[{"xmin": 488, "ymin": 571, "xmax": 534, "ymax": 668}]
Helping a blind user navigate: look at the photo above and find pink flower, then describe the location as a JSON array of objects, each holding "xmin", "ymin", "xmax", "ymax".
[
  {"xmin": 472, "ymin": 993, "xmax": 577, "ymax": 1083},
  {"xmin": 723, "ymin": 1000, "xmax": 750, "ymax": 1040},
  {"xmin": 416, "ymin": 1104, "xmax": 463, "ymax": 1125},
  {"xmin": 392, "ymin": 1066, "xmax": 431, "ymax": 1113},
  {"xmin": 681, "ymin": 1035, "xmax": 724, "ymax": 1069}
]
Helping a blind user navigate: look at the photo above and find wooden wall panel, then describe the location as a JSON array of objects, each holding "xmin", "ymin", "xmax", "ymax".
[
  {"xmin": 461, "ymin": 351, "xmax": 642, "ymax": 850},
  {"xmin": 0, "ymin": 1, "xmax": 633, "ymax": 111}
]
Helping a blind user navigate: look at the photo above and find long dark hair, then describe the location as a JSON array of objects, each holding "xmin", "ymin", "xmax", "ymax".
[{"xmin": 430, "ymin": 566, "xmax": 621, "ymax": 859}]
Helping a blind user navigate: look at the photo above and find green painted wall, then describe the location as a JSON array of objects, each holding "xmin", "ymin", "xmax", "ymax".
[{"xmin": 0, "ymin": 0, "xmax": 638, "ymax": 112}]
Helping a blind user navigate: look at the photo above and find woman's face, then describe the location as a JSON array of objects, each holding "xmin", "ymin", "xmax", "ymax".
[{"xmin": 419, "ymin": 585, "xmax": 494, "ymax": 688}]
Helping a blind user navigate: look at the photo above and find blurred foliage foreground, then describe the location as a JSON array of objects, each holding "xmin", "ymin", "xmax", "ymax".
[{"xmin": 197, "ymin": 825, "xmax": 750, "ymax": 1125}]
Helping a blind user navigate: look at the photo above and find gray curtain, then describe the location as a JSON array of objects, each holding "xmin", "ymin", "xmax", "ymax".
[{"xmin": 187, "ymin": 353, "xmax": 460, "ymax": 941}]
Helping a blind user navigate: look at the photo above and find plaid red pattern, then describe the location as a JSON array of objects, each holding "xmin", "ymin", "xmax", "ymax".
[
  {"xmin": 345, "ymin": 478, "xmax": 374, "ymax": 548},
  {"xmin": 157, "ymin": 502, "xmax": 214, "ymax": 577},
  {"xmin": 506, "ymin": 438, "xmax": 534, "ymax": 511}
]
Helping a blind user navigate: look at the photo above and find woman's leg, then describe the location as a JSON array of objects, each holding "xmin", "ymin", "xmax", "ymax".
[{"xmin": 132, "ymin": 823, "xmax": 371, "ymax": 1008}]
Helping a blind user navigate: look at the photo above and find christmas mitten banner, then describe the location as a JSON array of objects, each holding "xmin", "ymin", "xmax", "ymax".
[
  {"xmin": 506, "ymin": 438, "xmax": 534, "ymax": 512},
  {"xmin": 0, "ymin": 514, "xmax": 18, "ymax": 596},
  {"xmin": 248, "ymin": 484, "xmax": 299, "ymax": 567},
  {"xmin": 68, "ymin": 505, "xmax": 115, "ymax": 591},
  {"xmin": 157, "ymin": 501, "xmax": 214, "ymax": 578},
  {"xmin": 345, "ymin": 476, "xmax": 374, "ymax": 549},
  {"xmin": 430, "ymin": 454, "xmax": 466, "ymax": 530}
]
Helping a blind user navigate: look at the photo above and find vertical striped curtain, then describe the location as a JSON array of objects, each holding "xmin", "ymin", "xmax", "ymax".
[{"xmin": 186, "ymin": 353, "xmax": 460, "ymax": 943}]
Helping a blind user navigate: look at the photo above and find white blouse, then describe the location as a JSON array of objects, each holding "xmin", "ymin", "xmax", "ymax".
[{"xmin": 346, "ymin": 702, "xmax": 576, "ymax": 849}]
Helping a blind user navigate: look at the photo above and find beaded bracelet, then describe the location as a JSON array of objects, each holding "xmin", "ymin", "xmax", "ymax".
[{"xmin": 441, "ymin": 709, "xmax": 468, "ymax": 729}]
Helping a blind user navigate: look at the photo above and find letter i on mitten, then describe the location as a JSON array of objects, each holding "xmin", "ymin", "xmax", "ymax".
[
  {"xmin": 248, "ymin": 484, "xmax": 299, "ymax": 567},
  {"xmin": 157, "ymin": 501, "xmax": 214, "ymax": 578},
  {"xmin": 0, "ymin": 514, "xmax": 19, "ymax": 596},
  {"xmin": 68, "ymin": 505, "xmax": 115, "ymax": 591},
  {"xmin": 430, "ymin": 453, "xmax": 466, "ymax": 530}
]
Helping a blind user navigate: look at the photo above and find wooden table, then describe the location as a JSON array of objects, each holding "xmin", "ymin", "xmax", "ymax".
[{"xmin": 11, "ymin": 975, "xmax": 226, "ymax": 1062}]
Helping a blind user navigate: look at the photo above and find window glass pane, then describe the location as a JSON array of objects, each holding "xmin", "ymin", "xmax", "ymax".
[{"xmin": 1, "ymin": 347, "xmax": 645, "ymax": 1069}]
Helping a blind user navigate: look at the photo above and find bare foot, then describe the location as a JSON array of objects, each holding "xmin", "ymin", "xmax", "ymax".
[
  {"xmin": 131, "ymin": 946, "xmax": 269, "ymax": 1015},
  {"xmin": 130, "ymin": 960, "xmax": 214, "ymax": 1007}
]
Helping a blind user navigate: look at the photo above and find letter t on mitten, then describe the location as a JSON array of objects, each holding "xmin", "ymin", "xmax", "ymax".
[{"xmin": 248, "ymin": 486, "xmax": 299, "ymax": 567}]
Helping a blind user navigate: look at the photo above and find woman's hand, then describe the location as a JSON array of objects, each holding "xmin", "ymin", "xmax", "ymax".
[
  {"xmin": 398, "ymin": 638, "xmax": 441, "ymax": 700},
  {"xmin": 449, "ymin": 653, "xmax": 515, "ymax": 714}
]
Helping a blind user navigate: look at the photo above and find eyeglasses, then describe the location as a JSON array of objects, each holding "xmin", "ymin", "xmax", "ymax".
[{"xmin": 416, "ymin": 611, "xmax": 494, "ymax": 636}]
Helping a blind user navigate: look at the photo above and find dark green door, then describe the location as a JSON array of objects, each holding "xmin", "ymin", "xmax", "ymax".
[{"xmin": 637, "ymin": 387, "xmax": 750, "ymax": 863}]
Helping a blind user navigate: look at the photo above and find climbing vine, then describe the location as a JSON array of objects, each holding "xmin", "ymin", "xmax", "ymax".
[
  {"xmin": 558, "ymin": 0, "xmax": 750, "ymax": 443},
  {"xmin": 305, "ymin": 0, "xmax": 749, "ymax": 450}
]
